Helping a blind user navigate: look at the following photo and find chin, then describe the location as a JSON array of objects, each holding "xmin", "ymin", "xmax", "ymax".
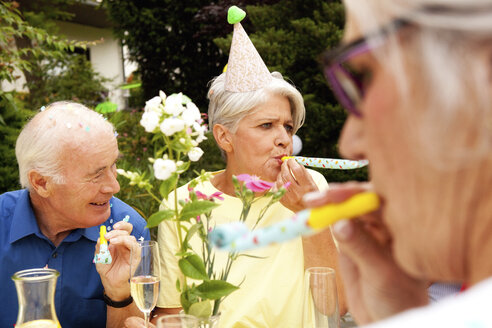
[
  {"xmin": 261, "ymin": 167, "xmax": 281, "ymax": 182},
  {"xmin": 91, "ymin": 210, "xmax": 111, "ymax": 226}
]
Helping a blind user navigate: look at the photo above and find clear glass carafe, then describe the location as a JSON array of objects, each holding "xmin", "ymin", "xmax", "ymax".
[{"xmin": 12, "ymin": 268, "xmax": 61, "ymax": 328}]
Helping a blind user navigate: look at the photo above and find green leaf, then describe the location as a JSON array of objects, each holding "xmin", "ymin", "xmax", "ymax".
[
  {"xmin": 170, "ymin": 139, "xmax": 188, "ymax": 152},
  {"xmin": 182, "ymin": 223, "xmax": 200, "ymax": 251},
  {"xmin": 180, "ymin": 200, "xmax": 219, "ymax": 221},
  {"xmin": 146, "ymin": 209, "xmax": 175, "ymax": 228},
  {"xmin": 119, "ymin": 82, "xmax": 142, "ymax": 89},
  {"xmin": 196, "ymin": 280, "xmax": 239, "ymax": 300},
  {"xmin": 188, "ymin": 300, "xmax": 212, "ymax": 318},
  {"xmin": 178, "ymin": 254, "xmax": 208, "ymax": 280},
  {"xmin": 176, "ymin": 279, "xmax": 181, "ymax": 292},
  {"xmin": 176, "ymin": 160, "xmax": 191, "ymax": 173},
  {"xmin": 180, "ymin": 290, "xmax": 192, "ymax": 313},
  {"xmin": 95, "ymin": 101, "xmax": 118, "ymax": 113},
  {"xmin": 159, "ymin": 174, "xmax": 178, "ymax": 199}
]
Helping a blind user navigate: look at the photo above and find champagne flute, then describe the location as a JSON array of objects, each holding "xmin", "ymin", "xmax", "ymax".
[
  {"xmin": 130, "ymin": 240, "xmax": 161, "ymax": 328},
  {"xmin": 302, "ymin": 267, "xmax": 340, "ymax": 328}
]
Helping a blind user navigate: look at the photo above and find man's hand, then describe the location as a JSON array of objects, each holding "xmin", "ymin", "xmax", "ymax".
[
  {"xmin": 95, "ymin": 221, "xmax": 138, "ymax": 301},
  {"xmin": 124, "ymin": 316, "xmax": 155, "ymax": 328}
]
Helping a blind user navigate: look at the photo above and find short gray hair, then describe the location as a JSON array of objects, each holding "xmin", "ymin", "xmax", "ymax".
[
  {"xmin": 344, "ymin": 0, "xmax": 492, "ymax": 167},
  {"xmin": 16, "ymin": 101, "xmax": 116, "ymax": 189},
  {"xmin": 207, "ymin": 71, "xmax": 305, "ymax": 133}
]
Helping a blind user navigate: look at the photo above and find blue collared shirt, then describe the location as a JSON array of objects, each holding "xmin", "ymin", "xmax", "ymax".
[{"xmin": 0, "ymin": 189, "xmax": 150, "ymax": 328}]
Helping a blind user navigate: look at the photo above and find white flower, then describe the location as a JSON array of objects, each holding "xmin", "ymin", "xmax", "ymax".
[
  {"xmin": 117, "ymin": 169, "xmax": 150, "ymax": 188},
  {"xmin": 188, "ymin": 147, "xmax": 204, "ymax": 162},
  {"xmin": 140, "ymin": 111, "xmax": 161, "ymax": 132},
  {"xmin": 164, "ymin": 93, "xmax": 185, "ymax": 116},
  {"xmin": 153, "ymin": 158, "xmax": 177, "ymax": 180},
  {"xmin": 116, "ymin": 168, "xmax": 129, "ymax": 177},
  {"xmin": 159, "ymin": 90, "xmax": 167, "ymax": 102},
  {"xmin": 192, "ymin": 121, "xmax": 207, "ymax": 144},
  {"xmin": 195, "ymin": 132, "xmax": 207, "ymax": 144},
  {"xmin": 181, "ymin": 102, "xmax": 201, "ymax": 126},
  {"xmin": 144, "ymin": 96, "xmax": 163, "ymax": 114},
  {"xmin": 160, "ymin": 117, "xmax": 185, "ymax": 136}
]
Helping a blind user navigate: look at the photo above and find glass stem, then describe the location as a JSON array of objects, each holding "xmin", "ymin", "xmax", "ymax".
[{"xmin": 144, "ymin": 311, "xmax": 150, "ymax": 328}]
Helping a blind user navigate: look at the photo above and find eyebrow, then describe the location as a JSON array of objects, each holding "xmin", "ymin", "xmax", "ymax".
[{"xmin": 257, "ymin": 117, "xmax": 294, "ymax": 123}]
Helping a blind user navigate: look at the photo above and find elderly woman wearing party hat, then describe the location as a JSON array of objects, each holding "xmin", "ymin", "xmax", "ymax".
[{"xmin": 125, "ymin": 6, "xmax": 346, "ymax": 328}]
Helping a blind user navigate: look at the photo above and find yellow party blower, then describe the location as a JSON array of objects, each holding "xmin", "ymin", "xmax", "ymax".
[
  {"xmin": 209, "ymin": 192, "xmax": 380, "ymax": 252},
  {"xmin": 93, "ymin": 225, "xmax": 112, "ymax": 264}
]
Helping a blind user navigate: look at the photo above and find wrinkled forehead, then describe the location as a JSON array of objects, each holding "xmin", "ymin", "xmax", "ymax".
[
  {"xmin": 59, "ymin": 129, "xmax": 119, "ymax": 167},
  {"xmin": 343, "ymin": 11, "xmax": 363, "ymax": 43}
]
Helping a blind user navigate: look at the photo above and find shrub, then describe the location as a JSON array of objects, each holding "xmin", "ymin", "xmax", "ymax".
[{"xmin": 0, "ymin": 95, "xmax": 36, "ymax": 193}]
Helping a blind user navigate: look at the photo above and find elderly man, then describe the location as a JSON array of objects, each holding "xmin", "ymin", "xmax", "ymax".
[{"xmin": 0, "ymin": 101, "xmax": 149, "ymax": 328}]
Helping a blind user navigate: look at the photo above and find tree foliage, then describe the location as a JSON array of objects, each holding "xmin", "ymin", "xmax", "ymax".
[
  {"xmin": 102, "ymin": 0, "xmax": 226, "ymax": 110},
  {"xmin": 26, "ymin": 54, "xmax": 110, "ymax": 109}
]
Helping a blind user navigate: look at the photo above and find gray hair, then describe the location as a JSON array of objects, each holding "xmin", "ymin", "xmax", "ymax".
[
  {"xmin": 344, "ymin": 0, "xmax": 492, "ymax": 167},
  {"xmin": 207, "ymin": 71, "xmax": 305, "ymax": 134},
  {"xmin": 16, "ymin": 101, "xmax": 116, "ymax": 189}
]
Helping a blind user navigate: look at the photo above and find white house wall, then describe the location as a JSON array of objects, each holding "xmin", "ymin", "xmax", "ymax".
[{"xmin": 56, "ymin": 20, "xmax": 127, "ymax": 110}]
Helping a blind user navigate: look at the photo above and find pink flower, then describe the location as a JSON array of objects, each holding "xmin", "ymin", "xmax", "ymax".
[
  {"xmin": 236, "ymin": 174, "xmax": 274, "ymax": 192},
  {"xmin": 209, "ymin": 192, "xmax": 224, "ymax": 201},
  {"xmin": 195, "ymin": 190, "xmax": 209, "ymax": 200},
  {"xmin": 196, "ymin": 190, "xmax": 224, "ymax": 201}
]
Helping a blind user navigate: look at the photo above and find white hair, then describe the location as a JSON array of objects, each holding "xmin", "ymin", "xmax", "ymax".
[
  {"xmin": 343, "ymin": 0, "xmax": 492, "ymax": 167},
  {"xmin": 207, "ymin": 71, "xmax": 306, "ymax": 134},
  {"xmin": 16, "ymin": 101, "xmax": 116, "ymax": 190}
]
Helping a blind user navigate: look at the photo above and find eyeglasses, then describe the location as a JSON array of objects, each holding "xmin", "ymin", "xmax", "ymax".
[{"xmin": 323, "ymin": 18, "xmax": 410, "ymax": 117}]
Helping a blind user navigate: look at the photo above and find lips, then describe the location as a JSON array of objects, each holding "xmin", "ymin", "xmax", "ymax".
[
  {"xmin": 90, "ymin": 201, "xmax": 108, "ymax": 206},
  {"xmin": 273, "ymin": 154, "xmax": 288, "ymax": 164}
]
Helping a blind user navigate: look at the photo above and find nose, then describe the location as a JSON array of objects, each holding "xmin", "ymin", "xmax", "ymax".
[
  {"xmin": 275, "ymin": 127, "xmax": 292, "ymax": 148},
  {"xmin": 339, "ymin": 115, "xmax": 365, "ymax": 160},
  {"xmin": 101, "ymin": 168, "xmax": 120, "ymax": 195}
]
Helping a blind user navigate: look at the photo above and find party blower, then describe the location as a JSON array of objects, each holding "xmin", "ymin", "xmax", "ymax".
[
  {"xmin": 209, "ymin": 192, "xmax": 380, "ymax": 252},
  {"xmin": 281, "ymin": 156, "xmax": 368, "ymax": 169},
  {"xmin": 93, "ymin": 225, "xmax": 112, "ymax": 264}
]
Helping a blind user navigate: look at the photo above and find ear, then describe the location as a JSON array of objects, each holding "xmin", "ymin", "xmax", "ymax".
[
  {"xmin": 28, "ymin": 170, "xmax": 51, "ymax": 198},
  {"xmin": 213, "ymin": 124, "xmax": 234, "ymax": 154}
]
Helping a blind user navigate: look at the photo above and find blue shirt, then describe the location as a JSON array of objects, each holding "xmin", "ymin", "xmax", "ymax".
[{"xmin": 0, "ymin": 189, "xmax": 150, "ymax": 328}]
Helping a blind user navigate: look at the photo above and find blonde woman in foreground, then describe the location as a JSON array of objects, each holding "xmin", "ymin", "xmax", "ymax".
[{"xmin": 306, "ymin": 0, "xmax": 492, "ymax": 327}]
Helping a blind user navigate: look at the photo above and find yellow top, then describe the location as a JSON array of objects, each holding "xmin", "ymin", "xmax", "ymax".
[
  {"xmin": 99, "ymin": 225, "xmax": 108, "ymax": 245},
  {"xmin": 157, "ymin": 170, "xmax": 328, "ymax": 328},
  {"xmin": 309, "ymin": 192, "xmax": 380, "ymax": 230}
]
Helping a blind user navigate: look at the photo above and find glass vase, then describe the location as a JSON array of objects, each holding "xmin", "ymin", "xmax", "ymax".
[
  {"xmin": 197, "ymin": 313, "xmax": 221, "ymax": 328},
  {"xmin": 12, "ymin": 268, "xmax": 61, "ymax": 328}
]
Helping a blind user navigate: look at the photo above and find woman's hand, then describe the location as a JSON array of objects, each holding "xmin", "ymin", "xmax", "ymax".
[
  {"xmin": 304, "ymin": 183, "xmax": 429, "ymax": 325},
  {"xmin": 95, "ymin": 221, "xmax": 138, "ymax": 301},
  {"xmin": 276, "ymin": 158, "xmax": 318, "ymax": 212}
]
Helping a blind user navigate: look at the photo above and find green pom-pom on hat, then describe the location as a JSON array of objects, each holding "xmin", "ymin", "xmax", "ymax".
[{"xmin": 227, "ymin": 6, "xmax": 246, "ymax": 24}]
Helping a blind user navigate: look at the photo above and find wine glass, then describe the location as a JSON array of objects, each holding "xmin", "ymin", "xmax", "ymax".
[
  {"xmin": 302, "ymin": 267, "xmax": 340, "ymax": 328},
  {"xmin": 130, "ymin": 240, "xmax": 161, "ymax": 328}
]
